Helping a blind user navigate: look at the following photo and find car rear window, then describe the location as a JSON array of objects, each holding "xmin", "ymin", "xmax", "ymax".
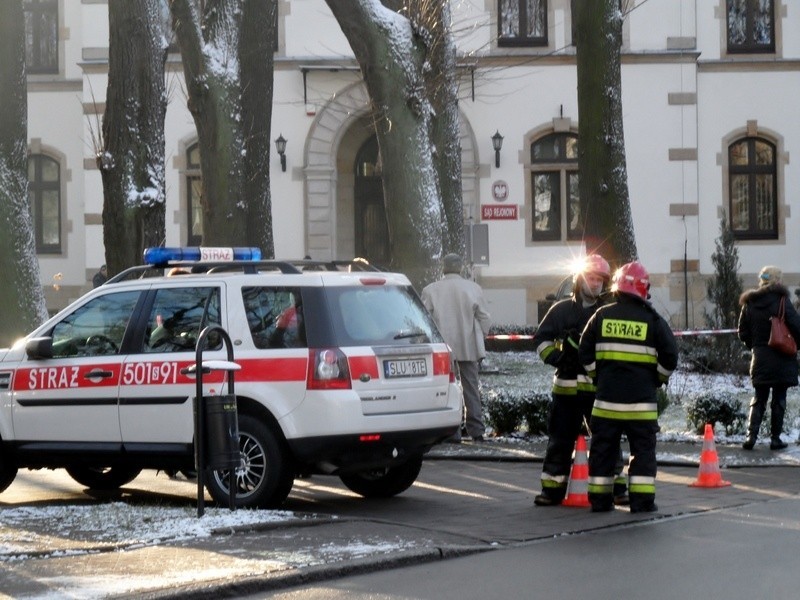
[{"xmin": 324, "ymin": 285, "xmax": 443, "ymax": 346}]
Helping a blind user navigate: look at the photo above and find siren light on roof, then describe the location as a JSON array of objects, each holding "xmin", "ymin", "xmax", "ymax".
[{"xmin": 143, "ymin": 246, "xmax": 262, "ymax": 266}]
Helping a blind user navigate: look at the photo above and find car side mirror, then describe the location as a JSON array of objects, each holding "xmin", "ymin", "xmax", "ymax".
[{"xmin": 26, "ymin": 337, "xmax": 54, "ymax": 360}]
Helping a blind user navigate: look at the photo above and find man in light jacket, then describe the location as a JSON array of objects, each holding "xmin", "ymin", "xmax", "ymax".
[{"xmin": 422, "ymin": 254, "xmax": 492, "ymax": 442}]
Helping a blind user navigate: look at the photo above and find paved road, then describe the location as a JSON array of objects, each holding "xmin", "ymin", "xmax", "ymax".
[{"xmin": 2, "ymin": 442, "xmax": 800, "ymax": 598}]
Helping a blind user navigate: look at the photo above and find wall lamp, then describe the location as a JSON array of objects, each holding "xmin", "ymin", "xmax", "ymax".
[
  {"xmin": 491, "ymin": 130, "xmax": 504, "ymax": 168},
  {"xmin": 275, "ymin": 134, "xmax": 287, "ymax": 172}
]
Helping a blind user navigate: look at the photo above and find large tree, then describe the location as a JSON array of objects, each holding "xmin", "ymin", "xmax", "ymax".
[
  {"xmin": 401, "ymin": 0, "xmax": 464, "ymax": 257},
  {"xmin": 240, "ymin": 0, "xmax": 276, "ymax": 257},
  {"xmin": 572, "ymin": 0, "xmax": 636, "ymax": 266},
  {"xmin": 0, "ymin": 0, "xmax": 48, "ymax": 345},
  {"xmin": 98, "ymin": 0, "xmax": 169, "ymax": 276},
  {"xmin": 325, "ymin": 0, "xmax": 445, "ymax": 289},
  {"xmin": 170, "ymin": 0, "xmax": 275, "ymax": 252}
]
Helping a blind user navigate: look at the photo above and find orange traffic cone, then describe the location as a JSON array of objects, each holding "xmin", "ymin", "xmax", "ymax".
[
  {"xmin": 562, "ymin": 434, "xmax": 591, "ymax": 507},
  {"xmin": 689, "ymin": 423, "xmax": 731, "ymax": 488}
]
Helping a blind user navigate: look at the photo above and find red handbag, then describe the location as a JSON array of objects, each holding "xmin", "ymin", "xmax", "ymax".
[{"xmin": 768, "ymin": 297, "xmax": 797, "ymax": 355}]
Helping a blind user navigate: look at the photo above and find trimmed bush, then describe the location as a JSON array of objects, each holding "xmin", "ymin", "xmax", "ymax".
[
  {"xmin": 684, "ymin": 391, "xmax": 746, "ymax": 435},
  {"xmin": 483, "ymin": 389, "xmax": 523, "ymax": 435},
  {"xmin": 519, "ymin": 391, "xmax": 551, "ymax": 435}
]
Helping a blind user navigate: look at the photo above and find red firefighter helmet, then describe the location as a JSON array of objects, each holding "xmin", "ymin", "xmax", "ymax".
[
  {"xmin": 612, "ymin": 261, "xmax": 650, "ymax": 300},
  {"xmin": 582, "ymin": 254, "xmax": 611, "ymax": 282},
  {"xmin": 573, "ymin": 254, "xmax": 611, "ymax": 285}
]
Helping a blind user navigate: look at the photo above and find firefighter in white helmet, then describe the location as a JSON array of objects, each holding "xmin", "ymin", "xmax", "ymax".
[
  {"xmin": 533, "ymin": 255, "xmax": 627, "ymax": 506},
  {"xmin": 579, "ymin": 261, "xmax": 678, "ymax": 513}
]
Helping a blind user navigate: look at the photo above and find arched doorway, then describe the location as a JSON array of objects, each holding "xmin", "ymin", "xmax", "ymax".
[
  {"xmin": 354, "ymin": 135, "xmax": 389, "ymax": 265},
  {"xmin": 302, "ymin": 81, "xmax": 479, "ymax": 261}
]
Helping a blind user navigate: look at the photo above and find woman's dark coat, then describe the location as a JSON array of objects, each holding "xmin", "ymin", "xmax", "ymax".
[{"xmin": 738, "ymin": 283, "xmax": 800, "ymax": 387}]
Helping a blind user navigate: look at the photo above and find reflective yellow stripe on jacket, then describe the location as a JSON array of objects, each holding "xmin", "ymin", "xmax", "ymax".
[{"xmin": 592, "ymin": 399, "xmax": 659, "ymax": 421}]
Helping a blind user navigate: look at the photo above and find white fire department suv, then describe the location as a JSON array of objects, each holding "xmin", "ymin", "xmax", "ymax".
[{"xmin": 0, "ymin": 248, "xmax": 462, "ymax": 508}]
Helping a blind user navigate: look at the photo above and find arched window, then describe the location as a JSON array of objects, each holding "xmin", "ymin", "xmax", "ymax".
[
  {"xmin": 530, "ymin": 132, "xmax": 581, "ymax": 242},
  {"xmin": 727, "ymin": 0, "xmax": 774, "ymax": 54},
  {"xmin": 23, "ymin": 0, "xmax": 58, "ymax": 74},
  {"xmin": 498, "ymin": 0, "xmax": 547, "ymax": 47},
  {"xmin": 728, "ymin": 137, "xmax": 777, "ymax": 239},
  {"xmin": 186, "ymin": 143, "xmax": 203, "ymax": 246},
  {"xmin": 28, "ymin": 153, "xmax": 61, "ymax": 254}
]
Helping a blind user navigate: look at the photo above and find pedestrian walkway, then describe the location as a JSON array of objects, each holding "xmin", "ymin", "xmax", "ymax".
[{"xmin": 2, "ymin": 439, "xmax": 799, "ymax": 599}]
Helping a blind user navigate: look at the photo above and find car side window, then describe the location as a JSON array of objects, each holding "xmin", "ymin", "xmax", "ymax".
[
  {"xmin": 144, "ymin": 287, "xmax": 221, "ymax": 353},
  {"xmin": 50, "ymin": 291, "xmax": 141, "ymax": 358},
  {"xmin": 242, "ymin": 286, "xmax": 306, "ymax": 349}
]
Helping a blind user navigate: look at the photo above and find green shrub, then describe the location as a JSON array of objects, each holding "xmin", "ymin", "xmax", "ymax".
[
  {"xmin": 519, "ymin": 391, "xmax": 551, "ymax": 435},
  {"xmin": 677, "ymin": 334, "xmax": 749, "ymax": 375},
  {"xmin": 483, "ymin": 389, "xmax": 523, "ymax": 435},
  {"xmin": 656, "ymin": 387, "xmax": 669, "ymax": 416},
  {"xmin": 684, "ymin": 391, "xmax": 746, "ymax": 435}
]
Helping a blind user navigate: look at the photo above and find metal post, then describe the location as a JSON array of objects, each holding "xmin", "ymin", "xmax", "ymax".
[{"xmin": 184, "ymin": 325, "xmax": 239, "ymax": 517}]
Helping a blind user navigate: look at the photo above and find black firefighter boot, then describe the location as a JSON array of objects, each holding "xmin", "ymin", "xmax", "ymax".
[
  {"xmin": 743, "ymin": 402, "xmax": 764, "ymax": 450},
  {"xmin": 770, "ymin": 399, "xmax": 788, "ymax": 450}
]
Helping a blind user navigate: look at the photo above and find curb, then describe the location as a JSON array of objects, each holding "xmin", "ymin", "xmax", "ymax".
[{"xmin": 136, "ymin": 545, "xmax": 494, "ymax": 600}]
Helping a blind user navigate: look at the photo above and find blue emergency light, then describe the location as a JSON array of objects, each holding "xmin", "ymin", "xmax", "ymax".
[{"xmin": 143, "ymin": 246, "xmax": 262, "ymax": 265}]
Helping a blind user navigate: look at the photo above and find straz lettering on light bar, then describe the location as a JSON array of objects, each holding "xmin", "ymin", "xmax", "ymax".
[
  {"xmin": 602, "ymin": 319, "xmax": 648, "ymax": 341},
  {"xmin": 200, "ymin": 247, "xmax": 234, "ymax": 261}
]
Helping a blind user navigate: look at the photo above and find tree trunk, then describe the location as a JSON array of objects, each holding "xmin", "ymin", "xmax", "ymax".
[
  {"xmin": 240, "ymin": 0, "xmax": 276, "ymax": 257},
  {"xmin": 326, "ymin": 0, "xmax": 443, "ymax": 289},
  {"xmin": 573, "ymin": 0, "xmax": 636, "ymax": 266},
  {"xmin": 171, "ymin": 0, "xmax": 248, "ymax": 247},
  {"xmin": 99, "ymin": 0, "xmax": 167, "ymax": 276},
  {"xmin": 0, "ymin": 0, "xmax": 49, "ymax": 345},
  {"xmin": 425, "ymin": 1, "xmax": 464, "ymax": 257}
]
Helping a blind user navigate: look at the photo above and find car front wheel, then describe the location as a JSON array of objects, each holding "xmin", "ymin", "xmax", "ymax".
[
  {"xmin": 206, "ymin": 414, "xmax": 294, "ymax": 509},
  {"xmin": 0, "ymin": 452, "xmax": 18, "ymax": 493},
  {"xmin": 339, "ymin": 455, "xmax": 423, "ymax": 498}
]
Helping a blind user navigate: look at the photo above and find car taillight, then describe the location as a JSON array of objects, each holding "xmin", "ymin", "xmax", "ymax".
[
  {"xmin": 307, "ymin": 348, "xmax": 352, "ymax": 390},
  {"xmin": 450, "ymin": 352, "xmax": 459, "ymax": 384}
]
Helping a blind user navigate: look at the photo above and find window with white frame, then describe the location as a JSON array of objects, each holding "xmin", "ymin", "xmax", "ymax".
[
  {"xmin": 530, "ymin": 132, "xmax": 582, "ymax": 242},
  {"xmin": 726, "ymin": 0, "xmax": 774, "ymax": 54},
  {"xmin": 186, "ymin": 143, "xmax": 203, "ymax": 246},
  {"xmin": 498, "ymin": 0, "xmax": 547, "ymax": 47},
  {"xmin": 28, "ymin": 153, "xmax": 61, "ymax": 254},
  {"xmin": 729, "ymin": 136, "xmax": 777, "ymax": 240},
  {"xmin": 23, "ymin": 0, "xmax": 58, "ymax": 74}
]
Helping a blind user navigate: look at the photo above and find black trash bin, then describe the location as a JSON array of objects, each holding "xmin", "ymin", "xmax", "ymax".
[{"xmin": 199, "ymin": 394, "xmax": 241, "ymax": 471}]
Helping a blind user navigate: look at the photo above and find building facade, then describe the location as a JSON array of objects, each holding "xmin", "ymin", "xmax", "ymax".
[{"xmin": 24, "ymin": 0, "xmax": 799, "ymax": 328}]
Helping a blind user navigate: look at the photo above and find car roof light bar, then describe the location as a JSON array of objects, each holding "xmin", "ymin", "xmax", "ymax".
[{"xmin": 143, "ymin": 247, "xmax": 262, "ymax": 266}]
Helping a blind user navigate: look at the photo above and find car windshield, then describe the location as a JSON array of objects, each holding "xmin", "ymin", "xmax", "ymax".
[{"xmin": 325, "ymin": 285, "xmax": 443, "ymax": 346}]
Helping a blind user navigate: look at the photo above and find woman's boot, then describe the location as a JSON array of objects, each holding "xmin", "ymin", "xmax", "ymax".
[
  {"xmin": 743, "ymin": 402, "xmax": 764, "ymax": 450},
  {"xmin": 770, "ymin": 397, "xmax": 788, "ymax": 450}
]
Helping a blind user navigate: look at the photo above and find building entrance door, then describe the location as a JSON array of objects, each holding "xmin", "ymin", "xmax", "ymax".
[{"xmin": 354, "ymin": 135, "xmax": 389, "ymax": 266}]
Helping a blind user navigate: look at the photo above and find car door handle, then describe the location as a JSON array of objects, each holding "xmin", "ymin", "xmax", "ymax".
[{"xmin": 85, "ymin": 369, "xmax": 114, "ymax": 379}]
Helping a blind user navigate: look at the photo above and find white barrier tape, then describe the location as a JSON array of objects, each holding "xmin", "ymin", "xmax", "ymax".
[{"xmin": 672, "ymin": 329, "xmax": 738, "ymax": 337}]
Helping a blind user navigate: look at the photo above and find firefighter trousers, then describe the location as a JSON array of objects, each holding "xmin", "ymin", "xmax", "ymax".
[
  {"xmin": 539, "ymin": 391, "xmax": 625, "ymax": 502},
  {"xmin": 588, "ymin": 415, "xmax": 658, "ymax": 512}
]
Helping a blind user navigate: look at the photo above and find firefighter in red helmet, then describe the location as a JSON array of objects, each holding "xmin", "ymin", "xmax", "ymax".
[
  {"xmin": 533, "ymin": 255, "xmax": 627, "ymax": 506},
  {"xmin": 579, "ymin": 261, "xmax": 678, "ymax": 513}
]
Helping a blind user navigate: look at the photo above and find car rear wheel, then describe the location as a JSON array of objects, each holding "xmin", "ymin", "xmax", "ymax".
[
  {"xmin": 206, "ymin": 414, "xmax": 294, "ymax": 509},
  {"xmin": 339, "ymin": 455, "xmax": 423, "ymax": 498},
  {"xmin": 66, "ymin": 465, "xmax": 142, "ymax": 490}
]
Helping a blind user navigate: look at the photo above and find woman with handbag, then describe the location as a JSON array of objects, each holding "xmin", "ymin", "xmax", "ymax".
[{"xmin": 738, "ymin": 266, "xmax": 800, "ymax": 450}]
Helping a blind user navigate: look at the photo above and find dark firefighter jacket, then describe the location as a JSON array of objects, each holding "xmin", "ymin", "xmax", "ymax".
[
  {"xmin": 534, "ymin": 294, "xmax": 605, "ymax": 395},
  {"xmin": 738, "ymin": 283, "xmax": 800, "ymax": 387},
  {"xmin": 579, "ymin": 293, "xmax": 679, "ymax": 419}
]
